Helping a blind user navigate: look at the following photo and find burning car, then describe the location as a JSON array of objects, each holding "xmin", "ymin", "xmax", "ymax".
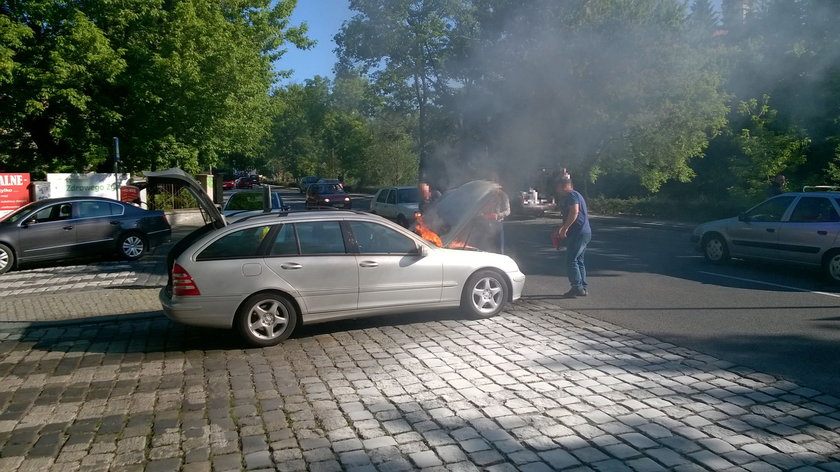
[{"xmin": 414, "ymin": 180, "xmax": 510, "ymax": 251}]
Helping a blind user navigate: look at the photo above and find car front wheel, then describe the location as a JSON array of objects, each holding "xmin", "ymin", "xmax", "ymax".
[
  {"xmin": 118, "ymin": 233, "xmax": 147, "ymax": 260},
  {"xmin": 824, "ymin": 250, "xmax": 840, "ymax": 283},
  {"xmin": 703, "ymin": 234, "xmax": 729, "ymax": 264},
  {"xmin": 236, "ymin": 293, "xmax": 298, "ymax": 347},
  {"xmin": 0, "ymin": 243, "xmax": 14, "ymax": 275},
  {"xmin": 461, "ymin": 270, "xmax": 508, "ymax": 318}
]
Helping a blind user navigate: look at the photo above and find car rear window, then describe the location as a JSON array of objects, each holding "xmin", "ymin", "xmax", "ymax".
[
  {"xmin": 296, "ymin": 221, "xmax": 347, "ymax": 254},
  {"xmin": 196, "ymin": 225, "xmax": 273, "ymax": 261},
  {"xmin": 269, "ymin": 224, "xmax": 298, "ymax": 255},
  {"xmin": 78, "ymin": 201, "xmax": 122, "ymax": 218},
  {"xmin": 789, "ymin": 197, "xmax": 840, "ymax": 223}
]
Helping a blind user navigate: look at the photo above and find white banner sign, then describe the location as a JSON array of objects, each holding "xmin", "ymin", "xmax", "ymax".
[{"xmin": 47, "ymin": 173, "xmax": 131, "ymax": 199}]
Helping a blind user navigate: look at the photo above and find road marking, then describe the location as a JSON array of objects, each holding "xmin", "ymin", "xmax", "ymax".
[{"xmin": 698, "ymin": 271, "xmax": 840, "ymax": 299}]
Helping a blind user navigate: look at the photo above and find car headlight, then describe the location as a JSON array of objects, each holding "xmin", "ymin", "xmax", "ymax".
[
  {"xmin": 344, "ymin": 197, "xmax": 350, "ymax": 201},
  {"xmin": 324, "ymin": 198, "xmax": 330, "ymax": 203}
]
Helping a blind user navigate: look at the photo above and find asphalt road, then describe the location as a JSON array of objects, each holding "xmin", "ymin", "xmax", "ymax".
[
  {"xmin": 504, "ymin": 214, "xmax": 840, "ymax": 398},
  {"xmin": 198, "ymin": 187, "xmax": 840, "ymax": 396}
]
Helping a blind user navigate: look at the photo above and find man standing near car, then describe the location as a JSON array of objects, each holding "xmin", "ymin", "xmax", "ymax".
[{"xmin": 554, "ymin": 176, "xmax": 591, "ymax": 298}]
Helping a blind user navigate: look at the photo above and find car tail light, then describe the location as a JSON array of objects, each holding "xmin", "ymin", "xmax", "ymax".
[{"xmin": 172, "ymin": 264, "xmax": 200, "ymax": 296}]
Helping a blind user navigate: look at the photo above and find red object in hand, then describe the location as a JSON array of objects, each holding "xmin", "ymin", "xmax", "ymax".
[{"xmin": 552, "ymin": 233, "xmax": 561, "ymax": 249}]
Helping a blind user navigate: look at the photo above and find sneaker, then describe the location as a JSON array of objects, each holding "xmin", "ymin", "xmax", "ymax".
[
  {"xmin": 561, "ymin": 289, "xmax": 579, "ymax": 299},
  {"xmin": 562, "ymin": 288, "xmax": 587, "ymax": 298}
]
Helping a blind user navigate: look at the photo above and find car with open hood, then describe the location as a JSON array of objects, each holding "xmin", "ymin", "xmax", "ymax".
[
  {"xmin": 414, "ymin": 180, "xmax": 510, "ymax": 251},
  {"xmin": 150, "ymin": 169, "xmax": 525, "ymax": 347}
]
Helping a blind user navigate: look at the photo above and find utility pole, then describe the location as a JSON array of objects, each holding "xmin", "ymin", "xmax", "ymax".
[{"xmin": 113, "ymin": 137, "xmax": 120, "ymax": 200}]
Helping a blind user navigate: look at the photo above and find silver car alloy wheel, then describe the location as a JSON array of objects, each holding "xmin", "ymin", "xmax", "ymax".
[
  {"xmin": 122, "ymin": 235, "xmax": 145, "ymax": 258},
  {"xmin": 246, "ymin": 298, "xmax": 290, "ymax": 341},
  {"xmin": 828, "ymin": 253, "xmax": 840, "ymax": 282},
  {"xmin": 0, "ymin": 250, "xmax": 8, "ymax": 271},
  {"xmin": 705, "ymin": 238, "xmax": 724, "ymax": 261},
  {"xmin": 471, "ymin": 276, "xmax": 503, "ymax": 314}
]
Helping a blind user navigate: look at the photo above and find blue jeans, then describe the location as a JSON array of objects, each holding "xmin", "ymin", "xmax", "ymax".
[{"xmin": 566, "ymin": 231, "xmax": 591, "ymax": 291}]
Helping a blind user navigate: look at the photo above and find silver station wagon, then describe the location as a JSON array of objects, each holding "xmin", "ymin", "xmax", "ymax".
[
  {"xmin": 151, "ymin": 170, "xmax": 525, "ymax": 347},
  {"xmin": 692, "ymin": 189, "xmax": 840, "ymax": 282}
]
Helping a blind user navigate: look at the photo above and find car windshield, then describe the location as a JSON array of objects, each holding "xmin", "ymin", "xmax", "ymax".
[
  {"xmin": 225, "ymin": 192, "xmax": 281, "ymax": 211},
  {"xmin": 397, "ymin": 188, "xmax": 419, "ymax": 203},
  {"xmin": 1, "ymin": 201, "xmax": 39, "ymax": 224},
  {"xmin": 317, "ymin": 184, "xmax": 343, "ymax": 194}
]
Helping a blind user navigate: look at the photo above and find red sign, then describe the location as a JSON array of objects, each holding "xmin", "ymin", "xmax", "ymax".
[
  {"xmin": 120, "ymin": 185, "xmax": 140, "ymax": 203},
  {"xmin": 0, "ymin": 173, "xmax": 31, "ymax": 217}
]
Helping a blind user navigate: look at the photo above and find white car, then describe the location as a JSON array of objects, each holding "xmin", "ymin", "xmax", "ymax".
[
  {"xmin": 151, "ymin": 170, "xmax": 526, "ymax": 347},
  {"xmin": 370, "ymin": 186, "xmax": 420, "ymax": 227}
]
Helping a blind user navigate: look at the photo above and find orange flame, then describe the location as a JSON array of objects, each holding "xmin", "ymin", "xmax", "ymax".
[{"xmin": 413, "ymin": 213, "xmax": 442, "ymax": 247}]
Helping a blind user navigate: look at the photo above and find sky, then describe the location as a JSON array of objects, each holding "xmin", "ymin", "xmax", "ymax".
[
  {"xmin": 277, "ymin": 0, "xmax": 725, "ymax": 86},
  {"xmin": 277, "ymin": 0, "xmax": 353, "ymax": 85}
]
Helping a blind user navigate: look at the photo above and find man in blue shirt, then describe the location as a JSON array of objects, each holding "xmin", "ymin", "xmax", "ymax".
[{"xmin": 554, "ymin": 177, "xmax": 591, "ymax": 298}]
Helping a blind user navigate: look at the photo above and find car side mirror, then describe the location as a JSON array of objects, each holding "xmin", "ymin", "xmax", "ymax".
[
  {"xmin": 738, "ymin": 212, "xmax": 748, "ymax": 222},
  {"xmin": 411, "ymin": 243, "xmax": 428, "ymax": 257}
]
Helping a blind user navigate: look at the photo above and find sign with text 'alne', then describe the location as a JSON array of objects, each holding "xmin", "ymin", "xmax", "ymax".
[{"xmin": 0, "ymin": 173, "xmax": 31, "ymax": 218}]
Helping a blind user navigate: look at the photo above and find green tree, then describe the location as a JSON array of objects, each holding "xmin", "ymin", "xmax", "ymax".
[
  {"xmin": 335, "ymin": 0, "xmax": 470, "ymax": 179},
  {"xmin": 458, "ymin": 0, "xmax": 729, "ymax": 191},
  {"xmin": 0, "ymin": 0, "xmax": 311, "ymax": 175},
  {"xmin": 730, "ymin": 96, "xmax": 810, "ymax": 198}
]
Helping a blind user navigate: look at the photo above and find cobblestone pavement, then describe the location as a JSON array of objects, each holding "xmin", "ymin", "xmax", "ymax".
[
  {"xmin": 0, "ymin": 300, "xmax": 839, "ymax": 471},
  {"xmin": 0, "ymin": 226, "xmax": 198, "ymax": 323}
]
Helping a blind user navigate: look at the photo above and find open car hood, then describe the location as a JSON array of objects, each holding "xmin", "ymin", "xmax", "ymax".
[
  {"xmin": 145, "ymin": 168, "xmax": 226, "ymax": 229},
  {"xmin": 421, "ymin": 180, "xmax": 502, "ymax": 248}
]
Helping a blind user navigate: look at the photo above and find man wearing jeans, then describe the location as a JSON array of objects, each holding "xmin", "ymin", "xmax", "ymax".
[{"xmin": 554, "ymin": 177, "xmax": 591, "ymax": 298}]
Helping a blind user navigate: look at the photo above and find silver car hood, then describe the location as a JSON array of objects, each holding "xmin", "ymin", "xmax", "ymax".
[
  {"xmin": 421, "ymin": 180, "xmax": 502, "ymax": 248},
  {"xmin": 145, "ymin": 168, "xmax": 227, "ymax": 229}
]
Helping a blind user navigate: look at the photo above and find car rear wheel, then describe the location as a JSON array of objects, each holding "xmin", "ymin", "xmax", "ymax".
[
  {"xmin": 118, "ymin": 233, "xmax": 147, "ymax": 260},
  {"xmin": 0, "ymin": 243, "xmax": 14, "ymax": 275},
  {"xmin": 461, "ymin": 270, "xmax": 508, "ymax": 318},
  {"xmin": 824, "ymin": 250, "xmax": 840, "ymax": 283},
  {"xmin": 236, "ymin": 293, "xmax": 297, "ymax": 347},
  {"xmin": 703, "ymin": 234, "xmax": 729, "ymax": 264}
]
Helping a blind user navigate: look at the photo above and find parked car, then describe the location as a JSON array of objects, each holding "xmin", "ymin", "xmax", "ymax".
[
  {"xmin": 306, "ymin": 183, "xmax": 351, "ymax": 209},
  {"xmin": 0, "ymin": 197, "xmax": 171, "ymax": 274},
  {"xmin": 299, "ymin": 176, "xmax": 320, "ymax": 194},
  {"xmin": 222, "ymin": 190, "xmax": 288, "ymax": 217},
  {"xmin": 370, "ymin": 186, "xmax": 420, "ymax": 227},
  {"xmin": 160, "ymin": 212, "xmax": 524, "ymax": 347},
  {"xmin": 692, "ymin": 190, "xmax": 840, "ymax": 282},
  {"xmin": 234, "ymin": 177, "xmax": 253, "ymax": 189},
  {"xmin": 222, "ymin": 179, "xmax": 236, "ymax": 190}
]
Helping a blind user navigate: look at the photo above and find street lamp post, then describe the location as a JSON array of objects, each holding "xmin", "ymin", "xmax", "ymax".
[{"xmin": 113, "ymin": 137, "xmax": 120, "ymax": 200}]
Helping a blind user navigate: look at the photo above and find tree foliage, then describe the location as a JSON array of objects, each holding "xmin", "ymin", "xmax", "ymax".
[{"xmin": 0, "ymin": 0, "xmax": 311, "ymax": 175}]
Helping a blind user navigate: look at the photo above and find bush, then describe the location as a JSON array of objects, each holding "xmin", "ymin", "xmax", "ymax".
[{"xmin": 589, "ymin": 194, "xmax": 750, "ymax": 222}]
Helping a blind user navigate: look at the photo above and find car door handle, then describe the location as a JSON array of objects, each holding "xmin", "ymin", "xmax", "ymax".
[
  {"xmin": 63, "ymin": 226, "xmax": 73, "ymax": 231},
  {"xmin": 359, "ymin": 261, "xmax": 379, "ymax": 268},
  {"xmin": 280, "ymin": 263, "xmax": 302, "ymax": 270},
  {"xmin": 766, "ymin": 228, "xmax": 775, "ymax": 233},
  {"xmin": 817, "ymin": 230, "xmax": 828, "ymax": 235}
]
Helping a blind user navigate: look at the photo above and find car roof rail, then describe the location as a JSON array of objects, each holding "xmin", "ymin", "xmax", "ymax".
[{"xmin": 802, "ymin": 185, "xmax": 840, "ymax": 192}]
